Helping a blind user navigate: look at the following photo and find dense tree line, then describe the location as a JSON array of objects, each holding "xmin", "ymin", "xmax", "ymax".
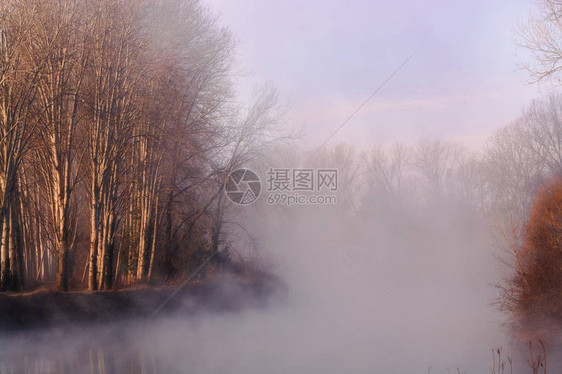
[{"xmin": 0, "ymin": 0, "xmax": 285, "ymax": 292}]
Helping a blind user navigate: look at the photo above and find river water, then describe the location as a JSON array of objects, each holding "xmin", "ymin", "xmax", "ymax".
[{"xmin": 0, "ymin": 212, "xmax": 526, "ymax": 373}]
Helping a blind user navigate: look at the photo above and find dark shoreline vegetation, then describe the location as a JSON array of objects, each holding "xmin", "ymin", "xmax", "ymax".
[{"xmin": 0, "ymin": 265, "xmax": 287, "ymax": 332}]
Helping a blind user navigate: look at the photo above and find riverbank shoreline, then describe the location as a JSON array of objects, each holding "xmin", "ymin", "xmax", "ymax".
[{"xmin": 0, "ymin": 270, "xmax": 287, "ymax": 332}]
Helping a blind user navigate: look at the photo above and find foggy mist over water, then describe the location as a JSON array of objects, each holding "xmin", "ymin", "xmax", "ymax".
[{"xmin": 0, "ymin": 199, "xmax": 527, "ymax": 373}]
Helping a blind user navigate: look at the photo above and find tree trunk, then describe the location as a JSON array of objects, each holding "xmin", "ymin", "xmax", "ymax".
[
  {"xmin": 88, "ymin": 186, "xmax": 99, "ymax": 291},
  {"xmin": 56, "ymin": 238, "xmax": 68, "ymax": 291},
  {"xmin": 1, "ymin": 206, "xmax": 10, "ymax": 290}
]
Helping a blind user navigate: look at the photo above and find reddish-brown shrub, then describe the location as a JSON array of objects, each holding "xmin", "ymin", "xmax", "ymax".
[{"xmin": 505, "ymin": 176, "xmax": 562, "ymax": 332}]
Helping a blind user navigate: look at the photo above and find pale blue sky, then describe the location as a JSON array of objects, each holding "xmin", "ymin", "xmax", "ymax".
[{"xmin": 207, "ymin": 0, "xmax": 547, "ymax": 149}]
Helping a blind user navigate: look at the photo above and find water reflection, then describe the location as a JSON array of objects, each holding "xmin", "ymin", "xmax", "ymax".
[
  {"xmin": 1, "ymin": 349, "xmax": 158, "ymax": 374},
  {"xmin": 0, "ymin": 322, "xmax": 166, "ymax": 374}
]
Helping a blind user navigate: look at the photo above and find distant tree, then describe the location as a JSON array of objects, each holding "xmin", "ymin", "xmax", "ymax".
[
  {"xmin": 449, "ymin": 152, "xmax": 485, "ymax": 209},
  {"xmin": 310, "ymin": 143, "xmax": 362, "ymax": 213},
  {"xmin": 362, "ymin": 143, "xmax": 410, "ymax": 203},
  {"xmin": 412, "ymin": 140, "xmax": 464, "ymax": 198}
]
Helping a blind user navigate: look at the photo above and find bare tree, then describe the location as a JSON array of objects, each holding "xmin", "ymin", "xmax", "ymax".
[
  {"xmin": 81, "ymin": 0, "xmax": 149, "ymax": 290},
  {"xmin": 522, "ymin": 93, "xmax": 562, "ymax": 174},
  {"xmin": 0, "ymin": 1, "xmax": 44, "ymax": 291},
  {"xmin": 207, "ymin": 84, "xmax": 291, "ymax": 256},
  {"xmin": 518, "ymin": 0, "xmax": 562, "ymax": 83},
  {"xmin": 27, "ymin": 0, "xmax": 91, "ymax": 291}
]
